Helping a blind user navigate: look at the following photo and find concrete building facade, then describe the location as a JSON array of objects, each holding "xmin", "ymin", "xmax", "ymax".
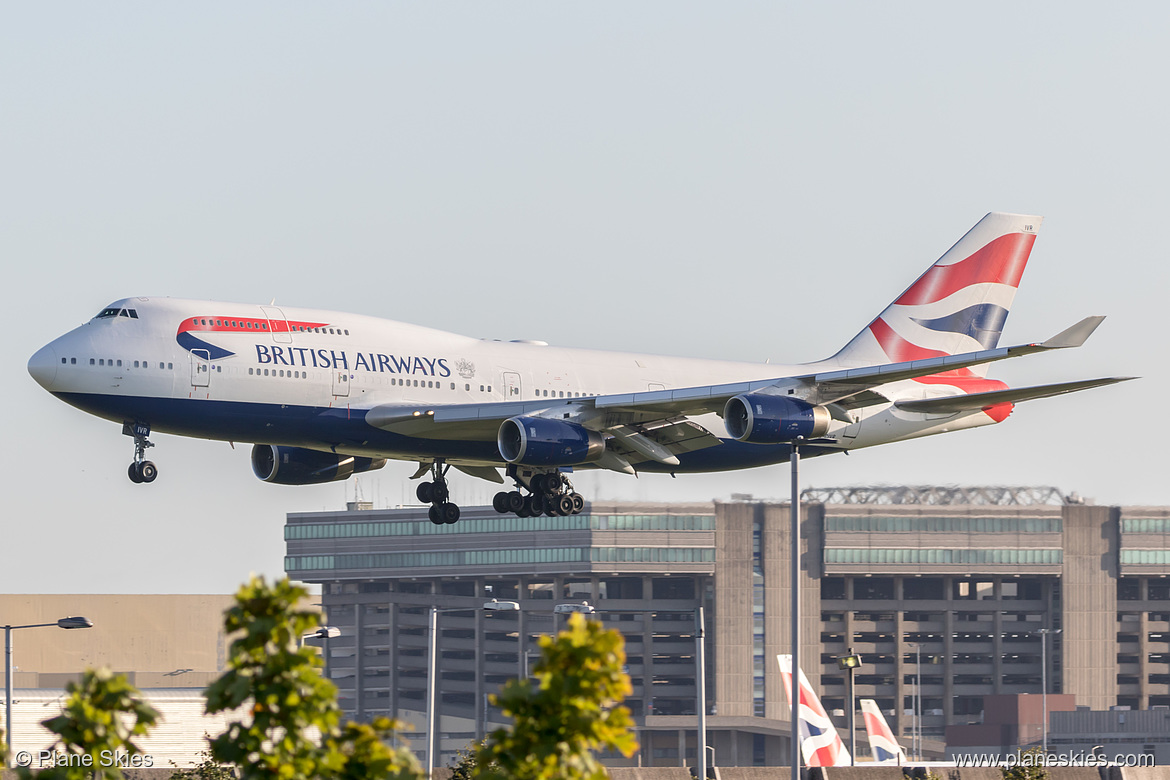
[{"xmin": 282, "ymin": 494, "xmax": 1170, "ymax": 767}]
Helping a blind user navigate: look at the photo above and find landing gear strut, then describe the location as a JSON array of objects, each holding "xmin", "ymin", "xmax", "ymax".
[
  {"xmin": 123, "ymin": 421, "xmax": 158, "ymax": 484},
  {"xmin": 492, "ymin": 466, "xmax": 584, "ymax": 518},
  {"xmin": 416, "ymin": 460, "xmax": 460, "ymax": 525}
]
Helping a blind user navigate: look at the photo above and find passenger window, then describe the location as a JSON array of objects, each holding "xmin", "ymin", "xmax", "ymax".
[
  {"xmin": 168, "ymin": 363, "xmax": 173, "ymax": 369},
  {"xmin": 116, "ymin": 360, "xmax": 122, "ymax": 367},
  {"xmin": 465, "ymin": 384, "xmax": 470, "ymax": 391},
  {"xmin": 99, "ymin": 359, "xmax": 104, "ymax": 366},
  {"xmin": 450, "ymin": 383, "xmax": 455, "ymax": 390},
  {"xmin": 249, "ymin": 368, "xmax": 254, "ymax": 375},
  {"xmin": 344, "ymin": 329, "xmax": 349, "ymax": 335},
  {"xmin": 90, "ymin": 359, "xmax": 95, "ymax": 365},
  {"xmin": 134, "ymin": 361, "xmax": 139, "ymax": 368},
  {"xmin": 60, "ymin": 357, "xmax": 66, "ymax": 364}
]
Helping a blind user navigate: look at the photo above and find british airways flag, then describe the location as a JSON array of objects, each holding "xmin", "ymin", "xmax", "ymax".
[
  {"xmin": 778, "ymin": 654, "xmax": 851, "ymax": 767},
  {"xmin": 860, "ymin": 698, "xmax": 906, "ymax": 765}
]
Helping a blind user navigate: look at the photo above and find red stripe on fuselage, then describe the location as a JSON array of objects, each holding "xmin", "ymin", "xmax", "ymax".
[
  {"xmin": 177, "ymin": 316, "xmax": 330, "ymax": 335},
  {"xmin": 893, "ymin": 232, "xmax": 1035, "ymax": 306}
]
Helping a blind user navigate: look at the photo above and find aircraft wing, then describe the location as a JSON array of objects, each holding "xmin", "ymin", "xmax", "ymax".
[
  {"xmin": 365, "ymin": 316, "xmax": 1109, "ymax": 461},
  {"xmin": 893, "ymin": 376, "xmax": 1135, "ymax": 414}
]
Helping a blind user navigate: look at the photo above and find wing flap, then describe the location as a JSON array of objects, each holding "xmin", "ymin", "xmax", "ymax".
[{"xmin": 894, "ymin": 376, "xmax": 1134, "ymax": 414}]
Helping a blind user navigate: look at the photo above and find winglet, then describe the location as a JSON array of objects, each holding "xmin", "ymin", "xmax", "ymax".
[{"xmin": 1041, "ymin": 316, "xmax": 1106, "ymax": 349}]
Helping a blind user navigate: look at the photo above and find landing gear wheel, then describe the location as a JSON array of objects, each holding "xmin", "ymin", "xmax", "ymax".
[
  {"xmin": 138, "ymin": 461, "xmax": 158, "ymax": 483},
  {"xmin": 128, "ymin": 463, "xmax": 144, "ymax": 484},
  {"xmin": 507, "ymin": 491, "xmax": 525, "ymax": 513},
  {"xmin": 570, "ymin": 493, "xmax": 584, "ymax": 514},
  {"xmin": 416, "ymin": 482, "xmax": 435, "ymax": 504},
  {"xmin": 530, "ymin": 473, "xmax": 547, "ymax": 493},
  {"xmin": 523, "ymin": 494, "xmax": 543, "ymax": 517},
  {"xmin": 440, "ymin": 502, "xmax": 461, "ymax": 524},
  {"xmin": 430, "ymin": 481, "xmax": 449, "ymax": 503},
  {"xmin": 493, "ymin": 492, "xmax": 510, "ymax": 513},
  {"xmin": 428, "ymin": 505, "xmax": 444, "ymax": 525},
  {"xmin": 557, "ymin": 495, "xmax": 575, "ymax": 516}
]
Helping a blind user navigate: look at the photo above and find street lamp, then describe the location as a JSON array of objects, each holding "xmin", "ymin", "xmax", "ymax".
[
  {"xmin": 836, "ymin": 650, "xmax": 863, "ymax": 765},
  {"xmin": 5, "ymin": 616, "xmax": 94, "ymax": 758},
  {"xmin": 1037, "ymin": 628, "xmax": 1061, "ymax": 754},
  {"xmin": 555, "ymin": 601, "xmax": 707, "ymax": 780},
  {"xmin": 427, "ymin": 600, "xmax": 519, "ymax": 773},
  {"xmin": 301, "ymin": 626, "xmax": 341, "ymax": 682}
]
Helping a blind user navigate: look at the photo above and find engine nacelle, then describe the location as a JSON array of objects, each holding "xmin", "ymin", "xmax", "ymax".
[
  {"xmin": 251, "ymin": 444, "xmax": 387, "ymax": 485},
  {"xmin": 497, "ymin": 416, "xmax": 605, "ymax": 466},
  {"xmin": 723, "ymin": 394, "xmax": 832, "ymax": 443}
]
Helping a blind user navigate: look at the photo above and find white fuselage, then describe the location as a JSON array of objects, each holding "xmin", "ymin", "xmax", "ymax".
[{"xmin": 28, "ymin": 296, "xmax": 1001, "ymax": 472}]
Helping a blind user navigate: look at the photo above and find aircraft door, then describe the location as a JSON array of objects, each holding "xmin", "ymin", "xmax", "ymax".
[
  {"xmin": 332, "ymin": 370, "xmax": 351, "ymax": 397},
  {"xmin": 503, "ymin": 372, "xmax": 522, "ymax": 400},
  {"xmin": 190, "ymin": 349, "xmax": 211, "ymax": 387},
  {"xmin": 261, "ymin": 306, "xmax": 293, "ymax": 344}
]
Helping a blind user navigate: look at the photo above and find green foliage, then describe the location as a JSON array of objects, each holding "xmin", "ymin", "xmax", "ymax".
[
  {"xmin": 204, "ymin": 575, "xmax": 344, "ymax": 780},
  {"xmin": 473, "ymin": 612, "xmax": 637, "ymax": 780},
  {"xmin": 321, "ymin": 717, "xmax": 422, "ymax": 780},
  {"xmin": 16, "ymin": 667, "xmax": 160, "ymax": 780},
  {"xmin": 449, "ymin": 739, "xmax": 494, "ymax": 780},
  {"xmin": 169, "ymin": 748, "xmax": 238, "ymax": 780},
  {"xmin": 204, "ymin": 575, "xmax": 424, "ymax": 780},
  {"xmin": 1002, "ymin": 747, "xmax": 1050, "ymax": 780}
]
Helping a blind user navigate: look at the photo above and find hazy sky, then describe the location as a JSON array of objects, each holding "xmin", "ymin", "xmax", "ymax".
[{"xmin": 3, "ymin": 4, "xmax": 1164, "ymax": 593}]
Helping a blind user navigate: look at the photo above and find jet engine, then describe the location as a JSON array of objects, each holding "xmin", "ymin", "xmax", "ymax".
[
  {"xmin": 723, "ymin": 394, "xmax": 832, "ymax": 443},
  {"xmin": 251, "ymin": 444, "xmax": 387, "ymax": 485},
  {"xmin": 497, "ymin": 416, "xmax": 605, "ymax": 466}
]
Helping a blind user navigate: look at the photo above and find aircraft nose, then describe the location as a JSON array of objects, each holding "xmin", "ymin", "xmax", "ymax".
[{"xmin": 28, "ymin": 343, "xmax": 58, "ymax": 390}]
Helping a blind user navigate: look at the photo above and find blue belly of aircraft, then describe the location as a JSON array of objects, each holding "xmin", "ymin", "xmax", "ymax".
[{"xmin": 52, "ymin": 391, "xmax": 832, "ymax": 471}]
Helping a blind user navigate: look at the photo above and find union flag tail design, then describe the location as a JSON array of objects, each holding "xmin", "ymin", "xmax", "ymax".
[
  {"xmin": 831, "ymin": 212, "xmax": 1042, "ymax": 378},
  {"xmin": 778, "ymin": 654, "xmax": 851, "ymax": 767},
  {"xmin": 860, "ymin": 698, "xmax": 906, "ymax": 765}
]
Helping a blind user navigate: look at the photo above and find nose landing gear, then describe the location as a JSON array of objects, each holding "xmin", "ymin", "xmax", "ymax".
[{"xmin": 123, "ymin": 421, "xmax": 157, "ymax": 484}]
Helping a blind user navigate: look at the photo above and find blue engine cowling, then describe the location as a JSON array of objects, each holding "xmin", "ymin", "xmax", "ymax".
[
  {"xmin": 497, "ymin": 416, "xmax": 606, "ymax": 466},
  {"xmin": 723, "ymin": 394, "xmax": 832, "ymax": 443},
  {"xmin": 251, "ymin": 444, "xmax": 387, "ymax": 485}
]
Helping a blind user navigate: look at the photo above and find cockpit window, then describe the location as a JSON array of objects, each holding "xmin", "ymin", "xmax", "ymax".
[{"xmin": 96, "ymin": 307, "xmax": 139, "ymax": 319}]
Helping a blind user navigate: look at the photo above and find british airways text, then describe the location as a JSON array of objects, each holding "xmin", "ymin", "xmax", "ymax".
[{"xmin": 255, "ymin": 345, "xmax": 451, "ymax": 376}]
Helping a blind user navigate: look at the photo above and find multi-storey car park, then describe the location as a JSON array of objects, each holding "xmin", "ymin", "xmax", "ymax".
[{"xmin": 282, "ymin": 487, "xmax": 1170, "ymax": 768}]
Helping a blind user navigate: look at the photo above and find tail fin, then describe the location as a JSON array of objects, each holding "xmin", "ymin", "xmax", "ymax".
[
  {"xmin": 831, "ymin": 212, "xmax": 1042, "ymax": 376},
  {"xmin": 860, "ymin": 698, "xmax": 907, "ymax": 765},
  {"xmin": 778, "ymin": 654, "xmax": 851, "ymax": 767}
]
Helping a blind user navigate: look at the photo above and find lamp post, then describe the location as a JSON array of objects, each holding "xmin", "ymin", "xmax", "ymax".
[
  {"xmin": 5, "ymin": 616, "xmax": 93, "ymax": 759},
  {"xmin": 555, "ymin": 601, "xmax": 707, "ymax": 780},
  {"xmin": 301, "ymin": 626, "xmax": 341, "ymax": 682},
  {"xmin": 790, "ymin": 437, "xmax": 802, "ymax": 780},
  {"xmin": 905, "ymin": 641, "xmax": 921, "ymax": 761},
  {"xmin": 1037, "ymin": 628, "xmax": 1061, "ymax": 754},
  {"xmin": 836, "ymin": 650, "xmax": 863, "ymax": 765},
  {"xmin": 427, "ymin": 600, "xmax": 519, "ymax": 774}
]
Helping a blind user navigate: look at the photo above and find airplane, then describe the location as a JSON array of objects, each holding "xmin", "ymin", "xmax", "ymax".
[
  {"xmin": 27, "ymin": 212, "xmax": 1132, "ymax": 526},
  {"xmin": 860, "ymin": 698, "xmax": 907, "ymax": 764},
  {"xmin": 778, "ymin": 653, "xmax": 852, "ymax": 766}
]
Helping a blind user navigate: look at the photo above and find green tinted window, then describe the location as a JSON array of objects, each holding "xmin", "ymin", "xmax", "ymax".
[{"xmin": 824, "ymin": 548, "xmax": 1062, "ymax": 565}]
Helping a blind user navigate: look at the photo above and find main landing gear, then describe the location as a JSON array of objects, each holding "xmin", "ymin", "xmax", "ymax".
[
  {"xmin": 123, "ymin": 421, "xmax": 158, "ymax": 484},
  {"xmin": 492, "ymin": 466, "xmax": 584, "ymax": 518},
  {"xmin": 417, "ymin": 461, "xmax": 460, "ymax": 526}
]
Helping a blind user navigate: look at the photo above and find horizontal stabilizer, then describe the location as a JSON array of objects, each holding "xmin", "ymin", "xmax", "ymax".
[
  {"xmin": 1040, "ymin": 315, "xmax": 1106, "ymax": 349},
  {"xmin": 894, "ymin": 376, "xmax": 1135, "ymax": 414}
]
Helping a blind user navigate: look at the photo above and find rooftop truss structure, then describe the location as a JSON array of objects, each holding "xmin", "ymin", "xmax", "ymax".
[{"xmin": 799, "ymin": 485, "xmax": 1077, "ymax": 506}]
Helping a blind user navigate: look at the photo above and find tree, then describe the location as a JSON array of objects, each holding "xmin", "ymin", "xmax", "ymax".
[
  {"xmin": 473, "ymin": 612, "xmax": 637, "ymax": 780},
  {"xmin": 16, "ymin": 667, "xmax": 160, "ymax": 780},
  {"xmin": 204, "ymin": 575, "xmax": 423, "ymax": 780}
]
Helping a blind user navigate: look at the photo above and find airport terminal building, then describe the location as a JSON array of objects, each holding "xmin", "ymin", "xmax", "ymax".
[{"xmin": 283, "ymin": 488, "xmax": 1170, "ymax": 767}]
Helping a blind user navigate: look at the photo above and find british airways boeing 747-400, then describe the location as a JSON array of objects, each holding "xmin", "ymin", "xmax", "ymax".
[{"xmin": 28, "ymin": 213, "xmax": 1131, "ymax": 525}]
